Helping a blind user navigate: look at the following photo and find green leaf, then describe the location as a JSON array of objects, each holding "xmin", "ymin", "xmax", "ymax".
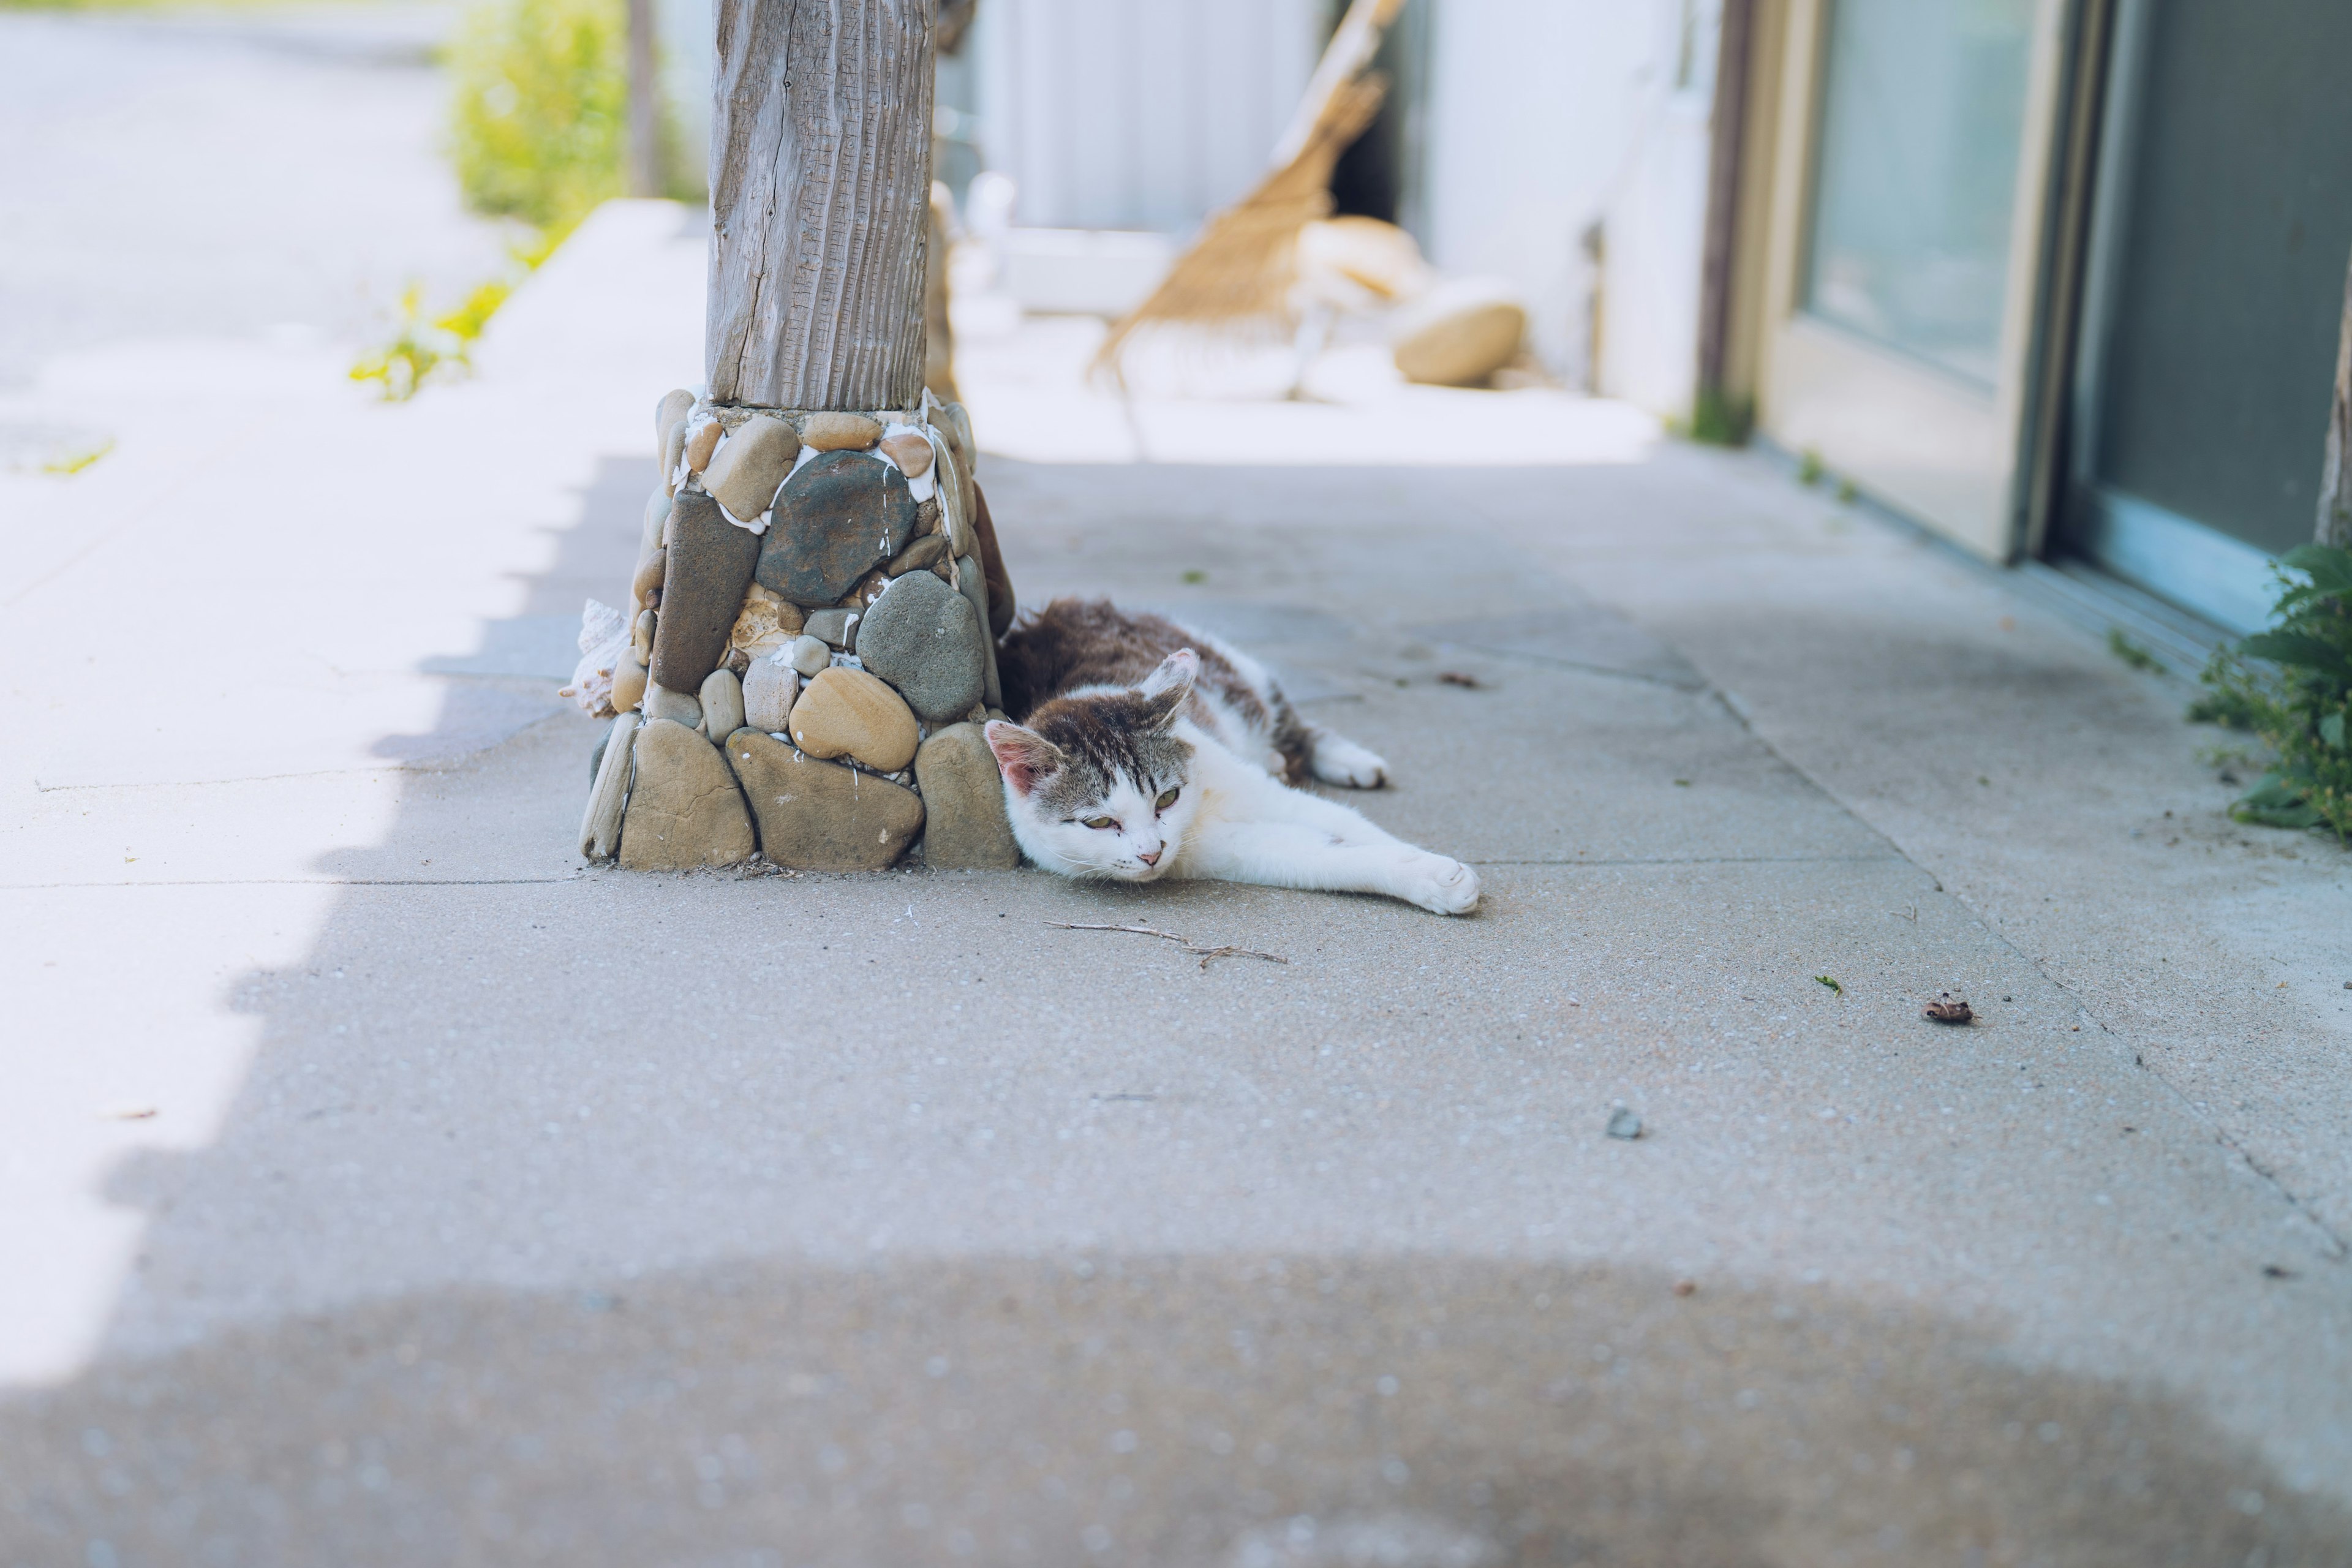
[
  {"xmin": 2238, "ymin": 631, "xmax": 2352, "ymax": 680},
  {"xmin": 2230, "ymin": 770, "xmax": 2324, "ymax": 829},
  {"xmin": 2323, "ymin": 712, "xmax": 2346, "ymax": 750},
  {"xmin": 2278, "ymin": 544, "xmax": 2352, "ymax": 595}
]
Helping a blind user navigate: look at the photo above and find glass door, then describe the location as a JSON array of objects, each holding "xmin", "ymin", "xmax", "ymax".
[
  {"xmin": 1754, "ymin": 0, "xmax": 2067, "ymax": 559},
  {"xmin": 2061, "ymin": 0, "xmax": 2352, "ymax": 631}
]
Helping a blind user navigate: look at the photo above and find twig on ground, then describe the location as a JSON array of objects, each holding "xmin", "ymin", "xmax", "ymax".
[{"xmin": 1046, "ymin": 921, "xmax": 1289, "ymax": 972}]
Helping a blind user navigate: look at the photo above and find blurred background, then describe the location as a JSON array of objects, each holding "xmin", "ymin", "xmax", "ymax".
[{"xmin": 6, "ymin": 0, "xmax": 2350, "ymax": 641}]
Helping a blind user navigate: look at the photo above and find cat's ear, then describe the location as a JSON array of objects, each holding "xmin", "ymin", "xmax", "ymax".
[
  {"xmin": 1137, "ymin": 649, "xmax": 1198, "ymax": 733},
  {"xmin": 985, "ymin": 720, "xmax": 1063, "ymax": 796}
]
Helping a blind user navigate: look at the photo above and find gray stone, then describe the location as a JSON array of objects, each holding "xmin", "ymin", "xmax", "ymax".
[
  {"xmin": 803, "ymin": 608, "xmax": 854, "ymax": 649},
  {"xmin": 644, "ymin": 682, "xmax": 701, "ymax": 728},
  {"xmin": 915, "ymin": 723, "xmax": 1019, "ymax": 869},
  {"xmin": 884, "ymin": 532, "xmax": 949, "ymax": 577},
  {"xmin": 955, "ymin": 554, "xmax": 1002, "ymax": 709},
  {"xmin": 703, "ymin": 413, "xmax": 801, "ymax": 521},
  {"xmin": 648, "ymin": 491, "xmax": 761, "ymax": 693},
  {"xmin": 1605, "ymin": 1106, "xmax": 1643, "ymax": 1140},
  {"xmin": 659, "ymin": 418, "xmax": 686, "ymax": 489},
  {"xmin": 579, "ymin": 712, "xmax": 638, "ymax": 860},
  {"xmin": 742, "ymin": 655, "xmax": 799, "ymax": 732},
  {"xmin": 724, "ymin": 730, "xmax": 923, "ymax": 871},
  {"xmin": 757, "ymin": 450, "xmax": 918, "ymax": 606},
  {"xmin": 619, "ymin": 719, "xmax": 755, "ymax": 870},
  {"xmin": 785, "ymin": 634, "xmax": 834, "ymax": 677},
  {"xmin": 856, "ymin": 569, "xmax": 984, "ymax": 723},
  {"xmin": 697, "ymin": 667, "xmax": 745, "ymax": 743}
]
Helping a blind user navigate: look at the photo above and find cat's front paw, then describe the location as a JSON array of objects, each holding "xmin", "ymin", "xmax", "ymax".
[
  {"xmin": 1399, "ymin": 854, "xmax": 1480, "ymax": 916},
  {"xmin": 1311, "ymin": 734, "xmax": 1390, "ymax": 789}
]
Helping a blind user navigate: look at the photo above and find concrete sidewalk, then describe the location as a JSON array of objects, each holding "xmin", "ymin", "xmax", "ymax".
[{"xmin": 2, "ymin": 205, "xmax": 2347, "ymax": 1566}]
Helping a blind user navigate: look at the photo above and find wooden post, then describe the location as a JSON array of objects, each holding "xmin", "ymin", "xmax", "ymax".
[
  {"xmin": 2320, "ymin": 245, "xmax": 2351, "ymax": 548},
  {"xmin": 706, "ymin": 0, "xmax": 934, "ymax": 410},
  {"xmin": 624, "ymin": 0, "xmax": 663, "ymax": 198}
]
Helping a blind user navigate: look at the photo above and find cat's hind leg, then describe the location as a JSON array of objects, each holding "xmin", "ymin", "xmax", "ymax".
[{"xmin": 1303, "ymin": 722, "xmax": 1389, "ymax": 789}]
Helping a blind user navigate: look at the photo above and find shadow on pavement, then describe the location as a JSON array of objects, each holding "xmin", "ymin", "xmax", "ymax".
[{"xmin": 2, "ymin": 1254, "xmax": 2344, "ymax": 1566}]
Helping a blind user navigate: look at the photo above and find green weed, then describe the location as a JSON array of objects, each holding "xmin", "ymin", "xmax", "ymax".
[
  {"xmin": 1796, "ymin": 449, "xmax": 1825, "ymax": 486},
  {"xmin": 1687, "ymin": 387, "xmax": 1754, "ymax": 448},
  {"xmin": 1813, "ymin": 975, "xmax": 1843, "ymax": 996},
  {"xmin": 446, "ymin": 0, "xmax": 627, "ymax": 235},
  {"xmin": 2192, "ymin": 544, "xmax": 2352, "ymax": 841},
  {"xmin": 2106, "ymin": 627, "xmax": 2164, "ymax": 674}
]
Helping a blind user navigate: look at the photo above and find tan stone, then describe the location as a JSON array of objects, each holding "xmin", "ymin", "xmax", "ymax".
[
  {"xmin": 660, "ymin": 418, "xmax": 687, "ymax": 486},
  {"xmin": 619, "ymin": 718, "xmax": 755, "ymax": 870},
  {"xmin": 611, "ymin": 652, "xmax": 647, "ymax": 713},
  {"xmin": 1391, "ymin": 281, "xmax": 1528, "ymax": 387},
  {"xmin": 703, "ymin": 414, "xmax": 801, "ymax": 520},
  {"xmin": 698, "ymin": 666, "xmax": 745, "ymax": 742},
  {"xmin": 632, "ymin": 608, "xmax": 657, "ymax": 666},
  {"xmin": 654, "ymin": 388, "xmax": 695, "ymax": 447},
  {"xmin": 631, "ymin": 548, "xmax": 667, "ymax": 612},
  {"xmin": 880, "ymin": 432, "xmax": 933, "ymax": 476},
  {"xmin": 788, "ymin": 666, "xmax": 918, "ymax": 772},
  {"xmin": 684, "ymin": 416, "xmax": 723, "ymax": 473},
  {"xmin": 800, "ymin": 411, "xmax": 883, "ymax": 452},
  {"xmin": 916, "ymin": 723, "xmax": 1019, "ymax": 869},
  {"xmin": 726, "ymin": 730, "xmax": 922, "ymax": 871}
]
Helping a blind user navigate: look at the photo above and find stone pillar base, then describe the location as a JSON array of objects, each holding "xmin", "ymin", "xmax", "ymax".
[{"xmin": 569, "ymin": 393, "xmax": 1020, "ymax": 873}]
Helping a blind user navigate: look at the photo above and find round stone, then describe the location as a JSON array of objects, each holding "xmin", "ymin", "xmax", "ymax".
[
  {"xmin": 854, "ymin": 569, "xmax": 985, "ymax": 723},
  {"xmin": 788, "ymin": 666, "xmax": 919, "ymax": 772}
]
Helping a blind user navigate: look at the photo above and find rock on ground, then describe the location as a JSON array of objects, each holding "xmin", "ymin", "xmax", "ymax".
[
  {"xmin": 617, "ymin": 718, "xmax": 755, "ymax": 870},
  {"xmin": 916, "ymin": 722, "xmax": 1019, "ymax": 869},
  {"xmin": 725, "ymin": 729, "xmax": 922, "ymax": 870}
]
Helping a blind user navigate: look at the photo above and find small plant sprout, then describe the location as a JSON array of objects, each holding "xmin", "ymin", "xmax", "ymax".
[
  {"xmin": 1814, "ymin": 975, "xmax": 1844, "ymax": 997},
  {"xmin": 2107, "ymin": 628, "xmax": 2165, "ymax": 674}
]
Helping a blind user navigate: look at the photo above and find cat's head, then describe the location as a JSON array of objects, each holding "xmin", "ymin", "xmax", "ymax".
[{"xmin": 984, "ymin": 650, "xmax": 1200, "ymax": 880}]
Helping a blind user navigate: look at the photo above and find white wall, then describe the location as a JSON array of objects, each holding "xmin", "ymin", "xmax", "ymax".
[
  {"xmin": 1420, "ymin": 0, "xmax": 1717, "ymax": 413},
  {"xmin": 970, "ymin": 0, "xmax": 1324, "ymax": 233}
]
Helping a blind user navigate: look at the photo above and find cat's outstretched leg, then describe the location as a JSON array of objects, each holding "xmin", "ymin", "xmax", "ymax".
[
  {"xmin": 1178, "ymin": 820, "xmax": 1479, "ymax": 914},
  {"xmin": 1303, "ymin": 723, "xmax": 1389, "ymax": 789}
]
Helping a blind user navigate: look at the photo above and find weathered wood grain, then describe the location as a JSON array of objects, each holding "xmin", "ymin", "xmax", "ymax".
[{"xmin": 706, "ymin": 0, "xmax": 933, "ymax": 411}]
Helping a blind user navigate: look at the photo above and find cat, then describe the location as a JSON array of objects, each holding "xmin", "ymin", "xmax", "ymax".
[{"xmin": 984, "ymin": 599, "xmax": 1480, "ymax": 916}]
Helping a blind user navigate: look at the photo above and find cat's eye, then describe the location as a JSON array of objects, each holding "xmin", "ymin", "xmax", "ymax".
[
  {"xmin": 1155, "ymin": 786, "xmax": 1180, "ymax": 810},
  {"xmin": 1081, "ymin": 815, "xmax": 1117, "ymax": 831}
]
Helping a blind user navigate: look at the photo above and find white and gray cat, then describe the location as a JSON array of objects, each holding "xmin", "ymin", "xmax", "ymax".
[{"xmin": 984, "ymin": 600, "xmax": 1480, "ymax": 916}]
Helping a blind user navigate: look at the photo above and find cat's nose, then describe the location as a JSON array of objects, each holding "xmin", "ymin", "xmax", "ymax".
[{"xmin": 1136, "ymin": 847, "xmax": 1161, "ymax": 867}]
